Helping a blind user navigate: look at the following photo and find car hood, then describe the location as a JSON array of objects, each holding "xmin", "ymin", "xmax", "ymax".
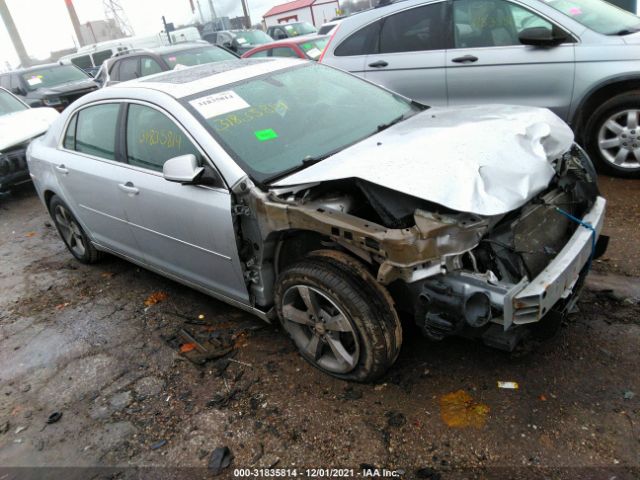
[
  {"xmin": 36, "ymin": 79, "xmax": 97, "ymax": 96},
  {"xmin": 0, "ymin": 107, "xmax": 60, "ymax": 151},
  {"xmin": 273, "ymin": 105, "xmax": 574, "ymax": 216}
]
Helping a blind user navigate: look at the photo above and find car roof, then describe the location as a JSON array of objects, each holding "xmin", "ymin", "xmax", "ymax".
[
  {"xmin": 254, "ymin": 34, "xmax": 328, "ymax": 48},
  {"xmin": 111, "ymin": 58, "xmax": 304, "ymax": 99}
]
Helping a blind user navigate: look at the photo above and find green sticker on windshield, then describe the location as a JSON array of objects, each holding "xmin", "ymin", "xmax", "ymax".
[{"xmin": 255, "ymin": 128, "xmax": 278, "ymax": 141}]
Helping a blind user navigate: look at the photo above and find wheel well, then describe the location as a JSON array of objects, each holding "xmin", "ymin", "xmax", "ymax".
[
  {"xmin": 274, "ymin": 230, "xmax": 331, "ymax": 275},
  {"xmin": 574, "ymin": 79, "xmax": 640, "ymax": 141},
  {"xmin": 43, "ymin": 190, "xmax": 56, "ymax": 211}
]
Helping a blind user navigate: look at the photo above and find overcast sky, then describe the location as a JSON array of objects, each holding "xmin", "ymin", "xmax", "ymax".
[{"xmin": 0, "ymin": 0, "xmax": 279, "ymax": 68}]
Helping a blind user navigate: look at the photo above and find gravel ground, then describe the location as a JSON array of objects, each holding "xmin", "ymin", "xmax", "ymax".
[{"xmin": 0, "ymin": 178, "xmax": 638, "ymax": 480}]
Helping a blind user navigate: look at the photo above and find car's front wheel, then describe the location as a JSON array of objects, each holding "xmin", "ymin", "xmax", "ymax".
[
  {"xmin": 49, "ymin": 195, "xmax": 102, "ymax": 264},
  {"xmin": 585, "ymin": 92, "xmax": 640, "ymax": 178},
  {"xmin": 275, "ymin": 251, "xmax": 402, "ymax": 382}
]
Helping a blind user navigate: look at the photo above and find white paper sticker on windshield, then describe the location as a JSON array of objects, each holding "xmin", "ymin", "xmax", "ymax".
[
  {"xmin": 189, "ymin": 90, "xmax": 250, "ymax": 119},
  {"xmin": 306, "ymin": 47, "xmax": 321, "ymax": 59},
  {"xmin": 236, "ymin": 38, "xmax": 247, "ymax": 44},
  {"xmin": 27, "ymin": 77, "xmax": 43, "ymax": 86}
]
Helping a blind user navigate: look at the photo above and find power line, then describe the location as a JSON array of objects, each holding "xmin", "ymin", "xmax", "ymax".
[{"xmin": 103, "ymin": 0, "xmax": 134, "ymax": 37}]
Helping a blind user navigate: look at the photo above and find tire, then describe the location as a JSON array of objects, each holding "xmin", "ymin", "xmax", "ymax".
[
  {"xmin": 274, "ymin": 250, "xmax": 402, "ymax": 382},
  {"xmin": 49, "ymin": 195, "xmax": 102, "ymax": 264},
  {"xmin": 584, "ymin": 91, "xmax": 640, "ymax": 178}
]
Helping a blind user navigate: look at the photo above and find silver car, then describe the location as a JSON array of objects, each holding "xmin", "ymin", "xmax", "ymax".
[
  {"xmin": 320, "ymin": 0, "xmax": 640, "ymax": 178},
  {"xmin": 27, "ymin": 59, "xmax": 606, "ymax": 381}
]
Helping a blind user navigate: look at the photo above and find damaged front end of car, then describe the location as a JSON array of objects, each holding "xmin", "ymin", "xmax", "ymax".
[{"xmin": 231, "ymin": 131, "xmax": 606, "ymax": 352}]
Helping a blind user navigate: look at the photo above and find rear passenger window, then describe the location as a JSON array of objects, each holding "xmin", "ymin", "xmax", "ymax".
[
  {"xmin": 74, "ymin": 103, "xmax": 120, "ymax": 160},
  {"xmin": 117, "ymin": 58, "xmax": 139, "ymax": 81},
  {"xmin": 334, "ymin": 21, "xmax": 381, "ymax": 56},
  {"xmin": 126, "ymin": 104, "xmax": 201, "ymax": 172},
  {"xmin": 379, "ymin": 3, "xmax": 447, "ymax": 53},
  {"xmin": 63, "ymin": 113, "xmax": 78, "ymax": 149},
  {"xmin": 141, "ymin": 57, "xmax": 163, "ymax": 76}
]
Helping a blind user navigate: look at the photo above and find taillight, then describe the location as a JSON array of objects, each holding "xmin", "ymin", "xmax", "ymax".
[{"xmin": 318, "ymin": 24, "xmax": 340, "ymax": 63}]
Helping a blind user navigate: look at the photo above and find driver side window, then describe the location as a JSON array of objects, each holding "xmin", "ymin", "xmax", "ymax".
[
  {"xmin": 453, "ymin": 0, "xmax": 558, "ymax": 48},
  {"xmin": 126, "ymin": 104, "xmax": 203, "ymax": 173}
]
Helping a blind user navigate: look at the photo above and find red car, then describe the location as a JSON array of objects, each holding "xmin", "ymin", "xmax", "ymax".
[{"xmin": 241, "ymin": 35, "xmax": 329, "ymax": 61}]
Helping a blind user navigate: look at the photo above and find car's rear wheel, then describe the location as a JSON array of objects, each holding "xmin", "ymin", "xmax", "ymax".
[
  {"xmin": 585, "ymin": 92, "xmax": 640, "ymax": 178},
  {"xmin": 275, "ymin": 250, "xmax": 402, "ymax": 382},
  {"xmin": 49, "ymin": 195, "xmax": 101, "ymax": 264}
]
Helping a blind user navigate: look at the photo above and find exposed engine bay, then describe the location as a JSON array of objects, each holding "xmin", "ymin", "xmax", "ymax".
[{"xmin": 231, "ymin": 144, "xmax": 606, "ymax": 351}]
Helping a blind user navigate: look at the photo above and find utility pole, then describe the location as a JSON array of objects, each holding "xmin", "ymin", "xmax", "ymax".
[
  {"xmin": 207, "ymin": 0, "xmax": 216, "ymax": 21},
  {"xmin": 64, "ymin": 0, "xmax": 86, "ymax": 46},
  {"xmin": 241, "ymin": 0, "xmax": 250, "ymax": 28},
  {"xmin": 196, "ymin": 0, "xmax": 204, "ymax": 23},
  {"xmin": 0, "ymin": 0, "xmax": 30, "ymax": 66}
]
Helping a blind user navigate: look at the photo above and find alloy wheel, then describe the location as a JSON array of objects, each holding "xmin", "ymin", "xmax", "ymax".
[
  {"xmin": 54, "ymin": 204, "xmax": 86, "ymax": 258},
  {"xmin": 597, "ymin": 109, "xmax": 640, "ymax": 170},
  {"xmin": 281, "ymin": 285, "xmax": 360, "ymax": 374}
]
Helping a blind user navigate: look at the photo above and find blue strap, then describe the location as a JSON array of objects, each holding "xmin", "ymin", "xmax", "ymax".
[{"xmin": 554, "ymin": 206, "xmax": 596, "ymax": 272}]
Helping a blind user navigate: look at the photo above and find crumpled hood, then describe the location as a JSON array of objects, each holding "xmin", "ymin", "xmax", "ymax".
[
  {"xmin": 274, "ymin": 105, "xmax": 574, "ymax": 216},
  {"xmin": 0, "ymin": 107, "xmax": 60, "ymax": 151}
]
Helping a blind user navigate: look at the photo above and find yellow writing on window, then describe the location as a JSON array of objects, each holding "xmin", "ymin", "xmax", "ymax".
[
  {"xmin": 213, "ymin": 101, "xmax": 288, "ymax": 132},
  {"xmin": 138, "ymin": 129, "xmax": 183, "ymax": 150}
]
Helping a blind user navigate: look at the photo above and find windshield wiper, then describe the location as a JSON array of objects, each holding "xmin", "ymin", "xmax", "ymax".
[
  {"xmin": 301, "ymin": 153, "xmax": 331, "ymax": 167},
  {"xmin": 613, "ymin": 25, "xmax": 640, "ymax": 35},
  {"xmin": 376, "ymin": 114, "xmax": 405, "ymax": 132}
]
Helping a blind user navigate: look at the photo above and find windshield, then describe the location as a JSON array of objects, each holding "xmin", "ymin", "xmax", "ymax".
[
  {"xmin": 21, "ymin": 65, "xmax": 89, "ymax": 91},
  {"xmin": 184, "ymin": 64, "xmax": 419, "ymax": 183},
  {"xmin": 0, "ymin": 89, "xmax": 27, "ymax": 116},
  {"xmin": 543, "ymin": 0, "xmax": 640, "ymax": 34},
  {"xmin": 234, "ymin": 30, "xmax": 273, "ymax": 45},
  {"xmin": 297, "ymin": 37, "xmax": 329, "ymax": 60},
  {"xmin": 162, "ymin": 46, "xmax": 237, "ymax": 68},
  {"xmin": 284, "ymin": 22, "xmax": 316, "ymax": 36}
]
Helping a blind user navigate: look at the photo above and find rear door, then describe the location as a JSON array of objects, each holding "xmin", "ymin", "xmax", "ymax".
[
  {"xmin": 445, "ymin": 0, "xmax": 575, "ymax": 120},
  {"xmin": 363, "ymin": 1, "xmax": 449, "ymax": 106},
  {"xmin": 113, "ymin": 102, "xmax": 249, "ymax": 301},
  {"xmin": 54, "ymin": 102, "xmax": 138, "ymax": 256}
]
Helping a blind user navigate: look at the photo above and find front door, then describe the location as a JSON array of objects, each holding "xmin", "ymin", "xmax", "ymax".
[
  {"xmin": 446, "ymin": 0, "xmax": 575, "ymax": 120},
  {"xmin": 114, "ymin": 102, "xmax": 249, "ymax": 302}
]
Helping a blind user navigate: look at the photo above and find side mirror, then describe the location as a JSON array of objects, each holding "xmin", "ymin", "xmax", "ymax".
[
  {"xmin": 518, "ymin": 27, "xmax": 567, "ymax": 47},
  {"xmin": 163, "ymin": 154, "xmax": 205, "ymax": 184}
]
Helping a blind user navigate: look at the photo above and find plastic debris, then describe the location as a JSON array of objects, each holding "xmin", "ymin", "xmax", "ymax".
[
  {"xmin": 439, "ymin": 390, "xmax": 490, "ymax": 428},
  {"xmin": 497, "ymin": 381, "xmax": 519, "ymax": 389},
  {"xmin": 208, "ymin": 446, "xmax": 233, "ymax": 475},
  {"xmin": 623, "ymin": 390, "xmax": 635, "ymax": 400},
  {"xmin": 144, "ymin": 291, "xmax": 168, "ymax": 307},
  {"xmin": 46, "ymin": 412, "xmax": 62, "ymax": 424},
  {"xmin": 150, "ymin": 439, "xmax": 167, "ymax": 450}
]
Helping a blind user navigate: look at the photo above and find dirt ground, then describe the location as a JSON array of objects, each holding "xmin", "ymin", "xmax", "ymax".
[{"xmin": 0, "ymin": 176, "xmax": 638, "ymax": 480}]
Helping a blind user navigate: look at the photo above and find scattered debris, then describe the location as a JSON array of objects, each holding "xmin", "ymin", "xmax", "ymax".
[
  {"xmin": 386, "ymin": 411, "xmax": 407, "ymax": 428},
  {"xmin": 134, "ymin": 376, "xmax": 165, "ymax": 400},
  {"xmin": 623, "ymin": 390, "xmax": 635, "ymax": 400},
  {"xmin": 165, "ymin": 328, "xmax": 234, "ymax": 365},
  {"xmin": 208, "ymin": 446, "xmax": 233, "ymax": 475},
  {"xmin": 206, "ymin": 389, "xmax": 241, "ymax": 409},
  {"xmin": 46, "ymin": 412, "xmax": 62, "ymax": 424},
  {"xmin": 54, "ymin": 303, "xmax": 70, "ymax": 310},
  {"xmin": 497, "ymin": 381, "xmax": 519, "ymax": 389},
  {"xmin": 24, "ymin": 231, "xmax": 36, "ymax": 238},
  {"xmin": 20, "ymin": 384, "xmax": 31, "ymax": 393},
  {"xmin": 415, "ymin": 467, "xmax": 441, "ymax": 479},
  {"xmin": 150, "ymin": 439, "xmax": 167, "ymax": 450},
  {"xmin": 439, "ymin": 390, "xmax": 490, "ymax": 428},
  {"xmin": 342, "ymin": 386, "xmax": 363, "ymax": 401},
  {"xmin": 0, "ymin": 421, "xmax": 9, "ymax": 435},
  {"xmin": 144, "ymin": 291, "xmax": 168, "ymax": 307},
  {"xmin": 15, "ymin": 426, "xmax": 27, "ymax": 434},
  {"xmin": 539, "ymin": 394, "xmax": 547, "ymax": 401}
]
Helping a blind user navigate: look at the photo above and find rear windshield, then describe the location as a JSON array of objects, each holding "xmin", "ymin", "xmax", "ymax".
[
  {"xmin": 0, "ymin": 89, "xmax": 27, "ymax": 116},
  {"xmin": 184, "ymin": 63, "xmax": 419, "ymax": 183},
  {"xmin": 283, "ymin": 22, "xmax": 316, "ymax": 36},
  {"xmin": 298, "ymin": 37, "xmax": 329, "ymax": 60},
  {"xmin": 234, "ymin": 30, "xmax": 274, "ymax": 46},
  {"xmin": 162, "ymin": 46, "xmax": 237, "ymax": 68},
  {"xmin": 21, "ymin": 65, "xmax": 89, "ymax": 91},
  {"xmin": 317, "ymin": 24, "xmax": 336, "ymax": 35},
  {"xmin": 544, "ymin": 0, "xmax": 640, "ymax": 35}
]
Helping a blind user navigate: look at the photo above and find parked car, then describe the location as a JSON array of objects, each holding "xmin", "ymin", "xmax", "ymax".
[
  {"xmin": 0, "ymin": 64, "xmax": 98, "ymax": 111},
  {"xmin": 266, "ymin": 22, "xmax": 317, "ymax": 40},
  {"xmin": 202, "ymin": 29, "xmax": 274, "ymax": 55},
  {"xmin": 0, "ymin": 88, "xmax": 58, "ymax": 192},
  {"xmin": 317, "ymin": 19, "xmax": 343, "ymax": 35},
  {"xmin": 27, "ymin": 59, "xmax": 606, "ymax": 381},
  {"xmin": 242, "ymin": 35, "xmax": 329, "ymax": 60},
  {"xmin": 94, "ymin": 43, "xmax": 239, "ymax": 87},
  {"xmin": 320, "ymin": 0, "xmax": 640, "ymax": 178}
]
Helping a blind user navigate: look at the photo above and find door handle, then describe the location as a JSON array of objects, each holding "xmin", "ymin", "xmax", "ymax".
[
  {"xmin": 368, "ymin": 60, "xmax": 388, "ymax": 68},
  {"xmin": 451, "ymin": 55, "xmax": 478, "ymax": 63},
  {"xmin": 118, "ymin": 182, "xmax": 139, "ymax": 195},
  {"xmin": 55, "ymin": 164, "xmax": 69, "ymax": 175}
]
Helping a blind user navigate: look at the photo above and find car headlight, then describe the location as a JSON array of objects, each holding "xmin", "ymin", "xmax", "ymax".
[{"xmin": 43, "ymin": 97, "xmax": 62, "ymax": 106}]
